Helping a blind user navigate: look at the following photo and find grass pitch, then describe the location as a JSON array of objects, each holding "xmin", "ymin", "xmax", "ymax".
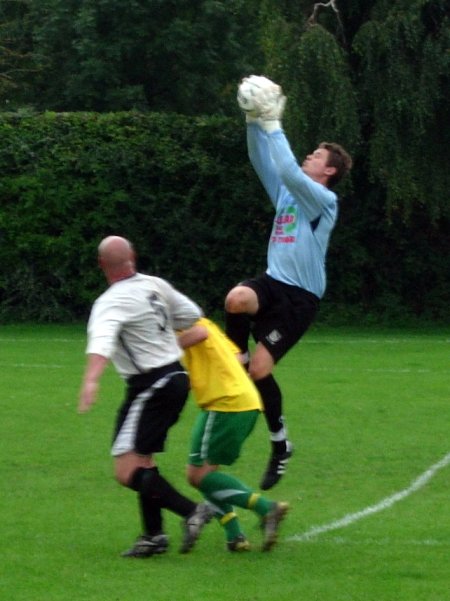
[{"xmin": 0, "ymin": 324, "xmax": 449, "ymax": 601}]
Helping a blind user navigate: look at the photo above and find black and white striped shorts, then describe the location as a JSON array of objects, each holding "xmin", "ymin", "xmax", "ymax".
[{"xmin": 112, "ymin": 361, "xmax": 189, "ymax": 457}]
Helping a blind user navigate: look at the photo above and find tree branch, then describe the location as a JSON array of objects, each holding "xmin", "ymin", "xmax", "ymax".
[{"xmin": 307, "ymin": 0, "xmax": 346, "ymax": 45}]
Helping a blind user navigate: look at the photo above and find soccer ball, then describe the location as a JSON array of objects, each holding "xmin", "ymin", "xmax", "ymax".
[
  {"xmin": 237, "ymin": 75, "xmax": 281, "ymax": 116},
  {"xmin": 237, "ymin": 79, "xmax": 260, "ymax": 113}
]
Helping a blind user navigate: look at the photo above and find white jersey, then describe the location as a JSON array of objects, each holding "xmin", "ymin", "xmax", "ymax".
[{"xmin": 86, "ymin": 273, "xmax": 202, "ymax": 378}]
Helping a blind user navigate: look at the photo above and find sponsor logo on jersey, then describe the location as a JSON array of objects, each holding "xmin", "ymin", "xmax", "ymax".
[
  {"xmin": 271, "ymin": 204, "xmax": 298, "ymax": 243},
  {"xmin": 266, "ymin": 329, "xmax": 282, "ymax": 345}
]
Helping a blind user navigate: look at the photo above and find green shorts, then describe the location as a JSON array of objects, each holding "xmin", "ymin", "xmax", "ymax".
[{"xmin": 188, "ymin": 410, "xmax": 259, "ymax": 466}]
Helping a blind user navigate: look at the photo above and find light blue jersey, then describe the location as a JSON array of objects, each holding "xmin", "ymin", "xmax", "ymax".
[{"xmin": 247, "ymin": 123, "xmax": 338, "ymax": 299}]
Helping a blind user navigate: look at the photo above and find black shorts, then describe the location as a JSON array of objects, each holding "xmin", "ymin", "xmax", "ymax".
[
  {"xmin": 242, "ymin": 273, "xmax": 319, "ymax": 363},
  {"xmin": 111, "ymin": 361, "xmax": 189, "ymax": 457}
]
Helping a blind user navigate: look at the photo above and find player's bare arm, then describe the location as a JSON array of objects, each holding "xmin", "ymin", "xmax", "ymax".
[
  {"xmin": 177, "ymin": 324, "xmax": 208, "ymax": 349},
  {"xmin": 78, "ymin": 353, "xmax": 109, "ymax": 413}
]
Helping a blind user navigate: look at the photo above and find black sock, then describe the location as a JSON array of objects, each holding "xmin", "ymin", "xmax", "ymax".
[
  {"xmin": 129, "ymin": 468, "xmax": 163, "ymax": 535},
  {"xmin": 271, "ymin": 439, "xmax": 288, "ymax": 455},
  {"xmin": 225, "ymin": 311, "xmax": 251, "ymax": 353},
  {"xmin": 129, "ymin": 467, "xmax": 196, "ymax": 518},
  {"xmin": 254, "ymin": 375, "xmax": 287, "ymax": 454},
  {"xmin": 138, "ymin": 494, "xmax": 163, "ymax": 536}
]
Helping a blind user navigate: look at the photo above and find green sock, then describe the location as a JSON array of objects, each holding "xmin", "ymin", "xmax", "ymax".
[
  {"xmin": 219, "ymin": 510, "xmax": 243, "ymax": 541},
  {"xmin": 197, "ymin": 490, "xmax": 243, "ymax": 542},
  {"xmin": 199, "ymin": 472, "xmax": 272, "ymax": 517}
]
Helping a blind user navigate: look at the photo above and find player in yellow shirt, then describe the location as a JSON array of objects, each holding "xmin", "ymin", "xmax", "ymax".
[{"xmin": 178, "ymin": 317, "xmax": 289, "ymax": 552}]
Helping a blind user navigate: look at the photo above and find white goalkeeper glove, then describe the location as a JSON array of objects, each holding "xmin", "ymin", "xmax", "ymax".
[{"xmin": 237, "ymin": 75, "xmax": 286, "ymax": 132}]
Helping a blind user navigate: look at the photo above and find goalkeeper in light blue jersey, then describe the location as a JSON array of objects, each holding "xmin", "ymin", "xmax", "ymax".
[{"xmin": 225, "ymin": 75, "xmax": 352, "ymax": 490}]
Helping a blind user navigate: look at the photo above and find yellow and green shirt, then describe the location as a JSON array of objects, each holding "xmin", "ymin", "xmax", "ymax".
[{"xmin": 182, "ymin": 318, "xmax": 262, "ymax": 413}]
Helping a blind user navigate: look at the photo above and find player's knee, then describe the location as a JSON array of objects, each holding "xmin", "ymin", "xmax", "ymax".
[
  {"xmin": 249, "ymin": 363, "xmax": 272, "ymax": 381},
  {"xmin": 249, "ymin": 350, "xmax": 274, "ymax": 381},
  {"xmin": 225, "ymin": 287, "xmax": 253, "ymax": 313},
  {"xmin": 186, "ymin": 466, "xmax": 201, "ymax": 488},
  {"xmin": 115, "ymin": 454, "xmax": 149, "ymax": 488},
  {"xmin": 187, "ymin": 473, "xmax": 200, "ymax": 488},
  {"xmin": 224, "ymin": 288, "xmax": 241, "ymax": 312},
  {"xmin": 115, "ymin": 466, "xmax": 130, "ymax": 487}
]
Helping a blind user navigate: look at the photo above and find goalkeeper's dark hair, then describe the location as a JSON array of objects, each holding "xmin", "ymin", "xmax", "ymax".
[{"xmin": 319, "ymin": 142, "xmax": 353, "ymax": 189}]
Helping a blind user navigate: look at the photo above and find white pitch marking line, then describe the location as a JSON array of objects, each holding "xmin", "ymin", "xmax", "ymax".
[
  {"xmin": 296, "ymin": 536, "xmax": 448, "ymax": 547},
  {"xmin": 288, "ymin": 452, "xmax": 450, "ymax": 543}
]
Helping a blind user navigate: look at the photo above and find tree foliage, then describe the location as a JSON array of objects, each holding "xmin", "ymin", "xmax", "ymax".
[
  {"xmin": 353, "ymin": 0, "xmax": 450, "ymax": 220},
  {"xmin": 0, "ymin": 0, "xmax": 39, "ymax": 101},
  {"xmin": 1, "ymin": 0, "xmax": 261, "ymax": 113},
  {"xmin": 288, "ymin": 25, "xmax": 359, "ymax": 167}
]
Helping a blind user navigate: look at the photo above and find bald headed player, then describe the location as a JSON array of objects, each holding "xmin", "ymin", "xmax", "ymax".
[{"xmin": 79, "ymin": 236, "xmax": 213, "ymax": 558}]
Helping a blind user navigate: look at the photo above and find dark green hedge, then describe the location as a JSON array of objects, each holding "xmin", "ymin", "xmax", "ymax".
[
  {"xmin": 0, "ymin": 111, "xmax": 271, "ymax": 321},
  {"xmin": 0, "ymin": 111, "xmax": 448, "ymax": 324}
]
